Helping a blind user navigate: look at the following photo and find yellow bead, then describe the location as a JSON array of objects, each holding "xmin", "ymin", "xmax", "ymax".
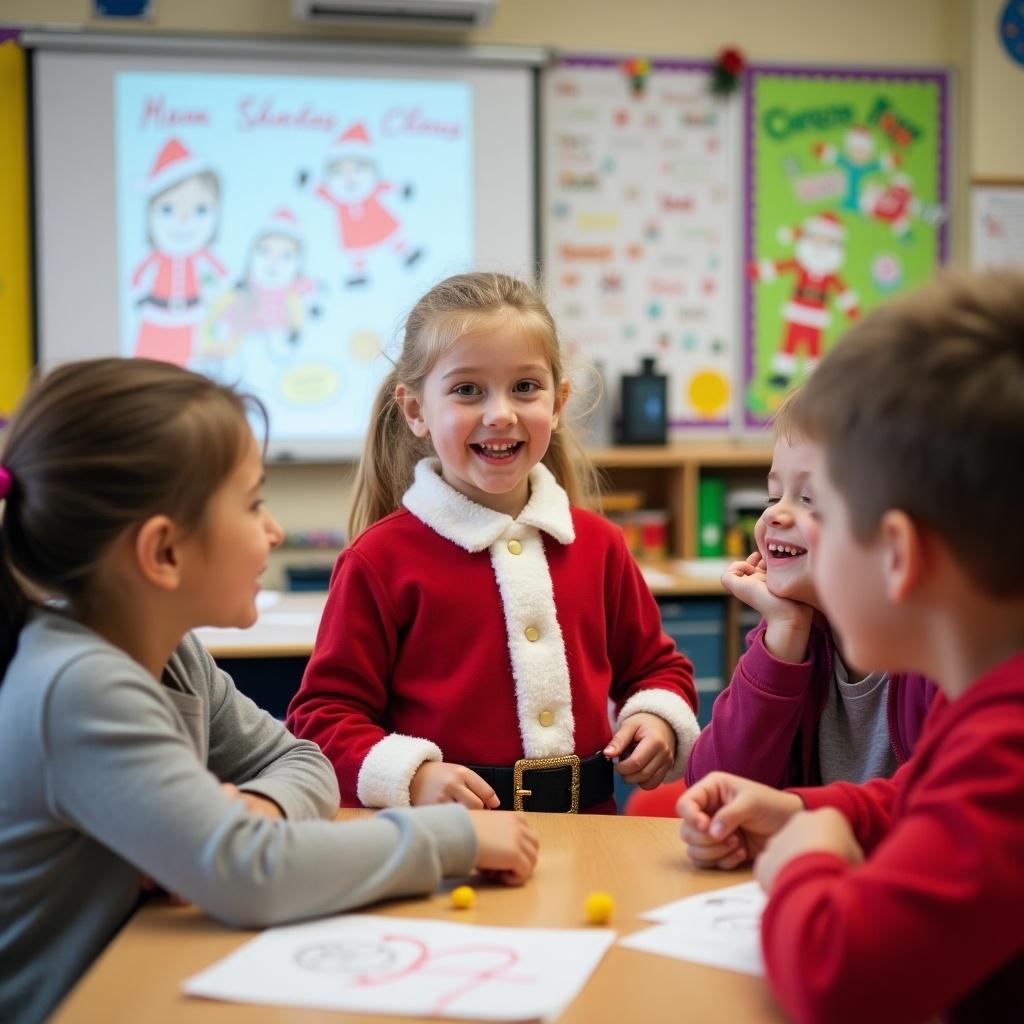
[
  {"xmin": 450, "ymin": 885, "xmax": 476, "ymax": 910},
  {"xmin": 584, "ymin": 890, "xmax": 615, "ymax": 925}
]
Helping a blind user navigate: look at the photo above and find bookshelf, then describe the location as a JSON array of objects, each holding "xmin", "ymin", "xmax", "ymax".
[
  {"xmin": 589, "ymin": 441, "xmax": 773, "ymax": 686},
  {"xmin": 590, "ymin": 440, "xmax": 773, "ymax": 563}
]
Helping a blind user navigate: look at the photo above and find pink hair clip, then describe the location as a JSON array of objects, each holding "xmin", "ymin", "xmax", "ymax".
[{"xmin": 0, "ymin": 465, "xmax": 12, "ymax": 500}]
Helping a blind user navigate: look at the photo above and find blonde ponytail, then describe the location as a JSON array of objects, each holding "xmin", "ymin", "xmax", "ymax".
[{"xmin": 347, "ymin": 370, "xmax": 431, "ymax": 539}]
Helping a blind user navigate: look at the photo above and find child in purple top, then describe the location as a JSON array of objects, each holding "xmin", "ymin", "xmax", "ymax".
[{"xmin": 684, "ymin": 401, "xmax": 937, "ymax": 790}]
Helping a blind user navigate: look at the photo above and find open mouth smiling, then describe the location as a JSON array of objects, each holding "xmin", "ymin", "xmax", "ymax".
[
  {"xmin": 471, "ymin": 441, "xmax": 524, "ymax": 461},
  {"xmin": 767, "ymin": 541, "xmax": 807, "ymax": 559}
]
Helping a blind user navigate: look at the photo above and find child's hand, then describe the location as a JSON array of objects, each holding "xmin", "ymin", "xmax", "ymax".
[
  {"xmin": 677, "ymin": 771, "xmax": 804, "ymax": 870},
  {"xmin": 605, "ymin": 712, "xmax": 677, "ymax": 789},
  {"xmin": 466, "ymin": 810, "xmax": 539, "ymax": 886},
  {"xmin": 411, "ymin": 762, "xmax": 501, "ymax": 809},
  {"xmin": 755, "ymin": 807, "xmax": 863, "ymax": 891},
  {"xmin": 721, "ymin": 552, "xmax": 814, "ymax": 663},
  {"xmin": 721, "ymin": 551, "xmax": 811, "ymax": 625}
]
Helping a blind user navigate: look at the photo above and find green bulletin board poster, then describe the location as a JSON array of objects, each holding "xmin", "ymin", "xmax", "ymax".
[{"xmin": 743, "ymin": 66, "xmax": 949, "ymax": 426}]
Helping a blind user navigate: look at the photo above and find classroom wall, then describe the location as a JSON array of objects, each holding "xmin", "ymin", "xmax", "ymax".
[
  {"xmin": 4, "ymin": 0, "xmax": 1019, "ymax": 587},
  {"xmin": 970, "ymin": 0, "xmax": 1024, "ymax": 178}
]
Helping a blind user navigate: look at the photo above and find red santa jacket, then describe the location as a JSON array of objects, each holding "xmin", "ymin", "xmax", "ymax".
[
  {"xmin": 287, "ymin": 459, "xmax": 699, "ymax": 808},
  {"xmin": 131, "ymin": 248, "xmax": 226, "ymax": 307},
  {"xmin": 752, "ymin": 258, "xmax": 858, "ymax": 328},
  {"xmin": 315, "ymin": 182, "xmax": 399, "ymax": 251},
  {"xmin": 765, "ymin": 652, "xmax": 1024, "ymax": 1024}
]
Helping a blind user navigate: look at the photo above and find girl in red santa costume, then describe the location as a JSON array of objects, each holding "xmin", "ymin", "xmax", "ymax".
[
  {"xmin": 131, "ymin": 138, "xmax": 227, "ymax": 366},
  {"xmin": 287, "ymin": 272, "xmax": 699, "ymax": 812}
]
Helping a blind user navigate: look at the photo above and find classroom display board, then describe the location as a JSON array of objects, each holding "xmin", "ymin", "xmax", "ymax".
[
  {"xmin": 743, "ymin": 66, "xmax": 949, "ymax": 426},
  {"xmin": 971, "ymin": 183, "xmax": 1024, "ymax": 269},
  {"xmin": 544, "ymin": 57, "xmax": 740, "ymax": 435},
  {"xmin": 0, "ymin": 36, "xmax": 31, "ymax": 426},
  {"xmin": 31, "ymin": 44, "xmax": 537, "ymax": 458}
]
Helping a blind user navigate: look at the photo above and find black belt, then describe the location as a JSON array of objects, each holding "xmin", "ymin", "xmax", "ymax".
[
  {"xmin": 136, "ymin": 295, "xmax": 201, "ymax": 310},
  {"xmin": 465, "ymin": 752, "xmax": 613, "ymax": 813}
]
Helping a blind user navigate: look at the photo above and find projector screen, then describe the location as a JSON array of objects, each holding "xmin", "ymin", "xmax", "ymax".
[{"xmin": 31, "ymin": 42, "xmax": 538, "ymax": 458}]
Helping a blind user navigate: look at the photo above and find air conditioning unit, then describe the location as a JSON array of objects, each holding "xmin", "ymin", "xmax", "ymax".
[{"xmin": 290, "ymin": 0, "xmax": 497, "ymax": 30}]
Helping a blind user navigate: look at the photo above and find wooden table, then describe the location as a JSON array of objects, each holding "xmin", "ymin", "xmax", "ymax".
[{"xmin": 52, "ymin": 812, "xmax": 785, "ymax": 1023}]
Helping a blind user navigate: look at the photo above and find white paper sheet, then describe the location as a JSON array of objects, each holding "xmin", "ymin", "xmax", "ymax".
[
  {"xmin": 641, "ymin": 879, "xmax": 766, "ymax": 925},
  {"xmin": 183, "ymin": 914, "xmax": 616, "ymax": 1021},
  {"xmin": 619, "ymin": 880, "xmax": 766, "ymax": 977},
  {"xmin": 972, "ymin": 185, "xmax": 1024, "ymax": 270}
]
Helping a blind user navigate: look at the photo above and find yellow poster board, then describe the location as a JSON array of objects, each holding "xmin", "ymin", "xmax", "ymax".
[{"xmin": 0, "ymin": 38, "xmax": 31, "ymax": 425}]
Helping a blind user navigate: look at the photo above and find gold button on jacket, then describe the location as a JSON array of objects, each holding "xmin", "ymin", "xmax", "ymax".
[
  {"xmin": 538, "ymin": 709, "xmax": 555, "ymax": 727},
  {"xmin": 507, "ymin": 539, "xmax": 523, "ymax": 555},
  {"xmin": 524, "ymin": 626, "xmax": 540, "ymax": 642}
]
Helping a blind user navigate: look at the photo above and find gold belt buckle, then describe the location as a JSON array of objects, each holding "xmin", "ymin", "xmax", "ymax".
[{"xmin": 512, "ymin": 754, "xmax": 581, "ymax": 813}]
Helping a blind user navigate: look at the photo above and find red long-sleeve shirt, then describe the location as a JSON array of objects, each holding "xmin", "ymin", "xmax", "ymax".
[{"xmin": 765, "ymin": 653, "xmax": 1024, "ymax": 1023}]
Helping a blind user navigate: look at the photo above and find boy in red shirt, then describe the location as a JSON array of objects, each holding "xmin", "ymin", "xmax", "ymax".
[{"xmin": 678, "ymin": 269, "xmax": 1024, "ymax": 1023}]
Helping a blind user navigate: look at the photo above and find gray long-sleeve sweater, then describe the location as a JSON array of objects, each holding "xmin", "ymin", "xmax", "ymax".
[{"xmin": 0, "ymin": 609, "xmax": 476, "ymax": 1024}]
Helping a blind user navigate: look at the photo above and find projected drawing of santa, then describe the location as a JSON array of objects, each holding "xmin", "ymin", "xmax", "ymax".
[
  {"xmin": 312, "ymin": 122, "xmax": 423, "ymax": 287},
  {"xmin": 750, "ymin": 211, "xmax": 858, "ymax": 387},
  {"xmin": 131, "ymin": 138, "xmax": 227, "ymax": 366}
]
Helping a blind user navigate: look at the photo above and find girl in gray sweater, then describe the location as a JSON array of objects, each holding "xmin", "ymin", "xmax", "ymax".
[{"xmin": 0, "ymin": 358, "xmax": 538, "ymax": 1024}]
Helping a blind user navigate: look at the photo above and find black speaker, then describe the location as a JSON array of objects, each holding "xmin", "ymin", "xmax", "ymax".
[{"xmin": 619, "ymin": 357, "xmax": 667, "ymax": 445}]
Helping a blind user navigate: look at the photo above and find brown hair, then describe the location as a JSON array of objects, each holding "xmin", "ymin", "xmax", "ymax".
[
  {"xmin": 769, "ymin": 388, "xmax": 807, "ymax": 445},
  {"xmin": 0, "ymin": 358, "xmax": 263, "ymax": 677},
  {"xmin": 348, "ymin": 272, "xmax": 598, "ymax": 538},
  {"xmin": 788, "ymin": 268, "xmax": 1024, "ymax": 598}
]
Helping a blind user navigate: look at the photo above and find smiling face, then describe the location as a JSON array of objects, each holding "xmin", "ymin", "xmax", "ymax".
[
  {"xmin": 249, "ymin": 233, "xmax": 301, "ymax": 290},
  {"xmin": 795, "ymin": 228, "xmax": 844, "ymax": 276},
  {"xmin": 397, "ymin": 317, "xmax": 566, "ymax": 518},
  {"xmin": 326, "ymin": 157, "xmax": 377, "ymax": 203},
  {"xmin": 754, "ymin": 434, "xmax": 822, "ymax": 609},
  {"xmin": 149, "ymin": 174, "xmax": 219, "ymax": 257},
  {"xmin": 177, "ymin": 429, "xmax": 283, "ymax": 630}
]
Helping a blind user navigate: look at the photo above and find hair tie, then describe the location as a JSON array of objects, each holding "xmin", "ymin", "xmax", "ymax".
[{"xmin": 0, "ymin": 465, "xmax": 12, "ymax": 501}]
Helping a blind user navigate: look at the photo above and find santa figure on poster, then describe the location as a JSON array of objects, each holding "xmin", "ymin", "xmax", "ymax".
[
  {"xmin": 130, "ymin": 138, "xmax": 228, "ymax": 366},
  {"xmin": 311, "ymin": 122, "xmax": 423, "ymax": 287},
  {"xmin": 859, "ymin": 171, "xmax": 946, "ymax": 239},
  {"xmin": 751, "ymin": 211, "xmax": 858, "ymax": 387}
]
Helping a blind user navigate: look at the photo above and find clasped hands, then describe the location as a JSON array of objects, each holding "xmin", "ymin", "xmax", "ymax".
[{"xmin": 677, "ymin": 771, "xmax": 864, "ymax": 890}]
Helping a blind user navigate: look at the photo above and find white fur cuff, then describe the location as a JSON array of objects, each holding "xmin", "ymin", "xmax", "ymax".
[
  {"xmin": 357, "ymin": 733, "xmax": 443, "ymax": 808},
  {"xmin": 618, "ymin": 689, "xmax": 700, "ymax": 782}
]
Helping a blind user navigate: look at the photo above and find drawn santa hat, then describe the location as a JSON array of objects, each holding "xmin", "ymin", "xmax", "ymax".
[
  {"xmin": 777, "ymin": 210, "xmax": 846, "ymax": 246},
  {"xmin": 326, "ymin": 122, "xmax": 373, "ymax": 164},
  {"xmin": 256, "ymin": 207, "xmax": 304, "ymax": 245},
  {"xmin": 142, "ymin": 138, "xmax": 210, "ymax": 200}
]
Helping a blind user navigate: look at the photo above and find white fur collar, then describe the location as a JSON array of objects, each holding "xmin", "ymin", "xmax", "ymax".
[{"xmin": 402, "ymin": 458, "xmax": 575, "ymax": 552}]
